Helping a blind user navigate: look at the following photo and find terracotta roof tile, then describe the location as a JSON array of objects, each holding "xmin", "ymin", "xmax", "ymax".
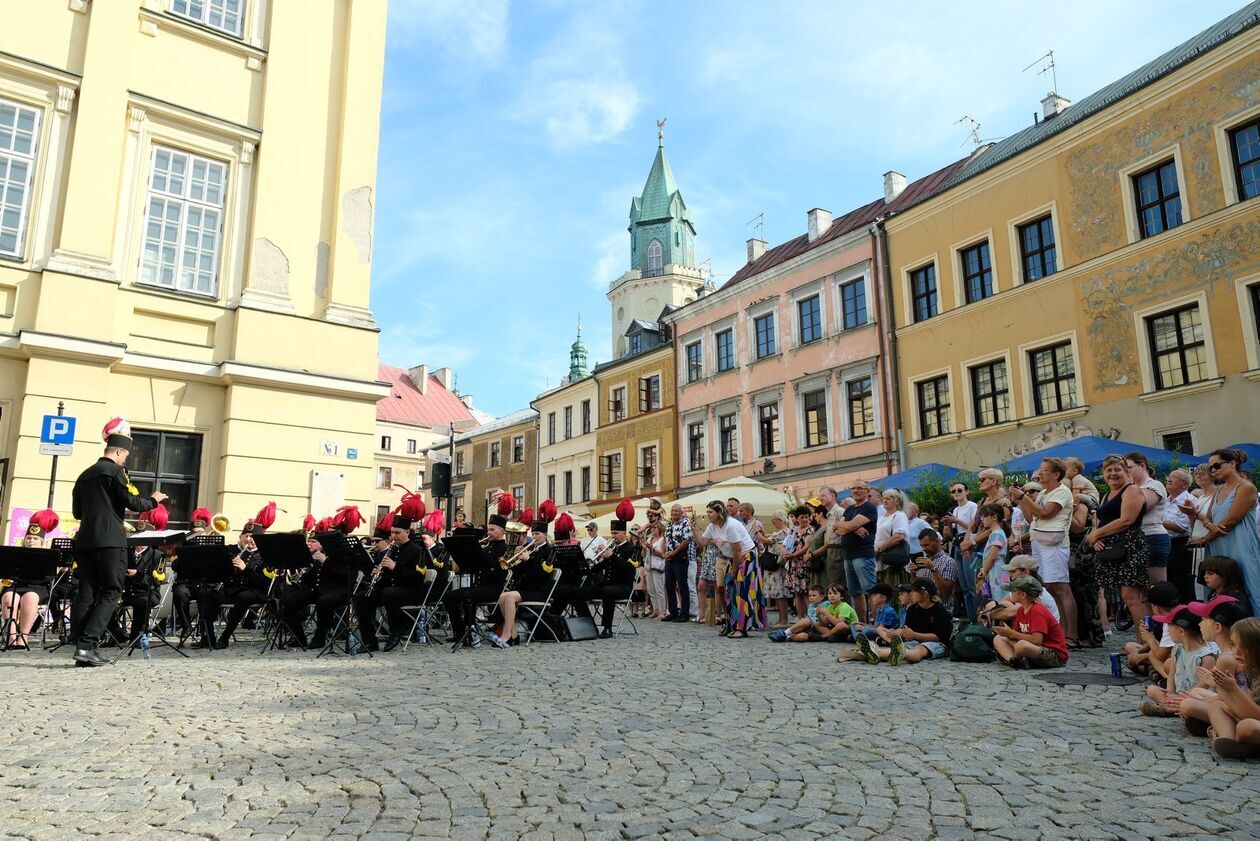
[{"xmin": 376, "ymin": 364, "xmax": 479, "ymax": 430}]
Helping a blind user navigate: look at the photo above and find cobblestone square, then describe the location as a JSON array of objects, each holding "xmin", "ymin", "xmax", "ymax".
[{"xmin": 2, "ymin": 622, "xmax": 1257, "ymax": 840}]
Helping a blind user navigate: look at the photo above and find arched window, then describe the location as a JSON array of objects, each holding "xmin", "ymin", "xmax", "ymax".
[{"xmin": 646, "ymin": 239, "xmax": 663, "ymax": 276}]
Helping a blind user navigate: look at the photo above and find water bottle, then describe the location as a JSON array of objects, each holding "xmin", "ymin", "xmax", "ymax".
[
  {"xmin": 347, "ymin": 631, "xmax": 358, "ymax": 656},
  {"xmin": 140, "ymin": 633, "xmax": 151, "ymax": 660}
]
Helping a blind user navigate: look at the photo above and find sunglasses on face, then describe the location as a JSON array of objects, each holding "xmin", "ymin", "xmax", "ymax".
[
  {"xmin": 951, "ymin": 489, "xmax": 966, "ymax": 494},
  {"xmin": 1208, "ymin": 462, "xmax": 1224, "ymax": 472}
]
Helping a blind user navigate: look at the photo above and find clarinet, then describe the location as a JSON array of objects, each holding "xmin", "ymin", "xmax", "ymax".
[{"xmin": 363, "ymin": 546, "xmax": 392, "ymax": 599}]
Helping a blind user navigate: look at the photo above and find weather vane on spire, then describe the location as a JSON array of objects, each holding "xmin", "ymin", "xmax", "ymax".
[{"xmin": 656, "ymin": 116, "xmax": 667, "ymax": 146}]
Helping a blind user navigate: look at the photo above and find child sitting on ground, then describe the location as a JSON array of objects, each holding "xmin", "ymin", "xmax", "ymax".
[
  {"xmin": 896, "ymin": 582, "xmax": 913, "ymax": 625},
  {"xmin": 992, "ymin": 576, "xmax": 1068, "ymax": 669},
  {"xmin": 850, "ymin": 582, "xmax": 899, "ymax": 640},
  {"xmin": 768, "ymin": 586, "xmax": 825, "ymax": 642},
  {"xmin": 1140, "ymin": 604, "xmax": 1218, "ymax": 717},
  {"xmin": 1122, "ymin": 581, "xmax": 1180, "ymax": 677},
  {"xmin": 1178, "ymin": 596, "xmax": 1249, "ymax": 736},
  {"xmin": 1200, "ymin": 617, "xmax": 1260, "ymax": 759},
  {"xmin": 771, "ymin": 584, "xmax": 855, "ymax": 642},
  {"xmin": 853, "ymin": 578, "xmax": 952, "ymax": 666}
]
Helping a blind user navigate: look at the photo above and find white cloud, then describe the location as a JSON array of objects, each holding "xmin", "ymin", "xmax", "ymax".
[
  {"xmin": 588, "ymin": 232, "xmax": 625, "ymax": 292},
  {"xmin": 387, "ymin": 0, "xmax": 510, "ymax": 65}
]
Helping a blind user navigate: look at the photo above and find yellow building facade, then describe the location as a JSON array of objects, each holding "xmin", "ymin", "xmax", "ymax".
[
  {"xmin": 452, "ymin": 410, "xmax": 538, "ymax": 527},
  {"xmin": 886, "ymin": 12, "xmax": 1260, "ymax": 468},
  {"xmin": 590, "ymin": 344, "xmax": 677, "ymax": 515},
  {"xmin": 0, "ymin": 1, "xmax": 388, "ymax": 534}
]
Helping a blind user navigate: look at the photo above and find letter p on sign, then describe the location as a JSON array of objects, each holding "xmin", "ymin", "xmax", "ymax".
[{"xmin": 41, "ymin": 415, "xmax": 77, "ymax": 445}]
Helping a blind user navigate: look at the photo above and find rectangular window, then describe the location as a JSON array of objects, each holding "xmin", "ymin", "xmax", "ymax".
[
  {"xmin": 847, "ymin": 377, "xmax": 874, "ymax": 438},
  {"xmin": 380, "ymin": 435, "xmax": 391, "ymax": 451},
  {"xmin": 916, "ymin": 377, "xmax": 951, "ymax": 439},
  {"xmin": 140, "ymin": 145, "xmax": 227, "ymax": 296},
  {"xmin": 802, "ymin": 389, "xmax": 828, "ymax": 448},
  {"xmin": 910, "ymin": 264, "xmax": 938, "ymax": 323},
  {"xmin": 754, "ymin": 313, "xmax": 776, "ymax": 359},
  {"xmin": 798, "ymin": 295, "xmax": 822, "ymax": 344},
  {"xmin": 969, "ymin": 360, "xmax": 1011, "ymax": 428},
  {"xmin": 0, "ymin": 98, "xmax": 40, "ymax": 258},
  {"xmin": 547, "ymin": 412, "xmax": 556, "ymax": 445},
  {"xmin": 512, "ymin": 486, "xmax": 525, "ymax": 511},
  {"xmin": 1134, "ymin": 160, "xmax": 1183, "ymax": 238},
  {"xmin": 630, "ymin": 333, "xmax": 643, "ymax": 355},
  {"xmin": 563, "ymin": 471, "xmax": 573, "ymax": 505},
  {"xmin": 581, "ymin": 399, "xmax": 592, "ymax": 434},
  {"xmin": 718, "ymin": 413, "xmax": 738, "ymax": 465},
  {"xmin": 1146, "ymin": 304, "xmax": 1207, "ymax": 390},
  {"xmin": 406, "ymin": 439, "xmax": 417, "ymax": 454},
  {"xmin": 638, "ymin": 375, "xmax": 661, "ymax": 412},
  {"xmin": 489, "ymin": 441, "xmax": 501, "ymax": 468},
  {"xmin": 716, "ymin": 329, "xmax": 735, "ymax": 372},
  {"xmin": 1231, "ymin": 119, "xmax": 1260, "ymax": 202},
  {"xmin": 599, "ymin": 453, "xmax": 622, "ymax": 495},
  {"xmin": 455, "ymin": 451, "xmax": 465, "ymax": 475},
  {"xmin": 171, "ymin": 0, "xmax": 245, "ymax": 37},
  {"xmin": 840, "ymin": 279, "xmax": 868, "ymax": 329},
  {"xmin": 758, "ymin": 402, "xmax": 780, "ymax": 456},
  {"xmin": 640, "ymin": 446, "xmax": 657, "ymax": 489},
  {"xmin": 580, "ymin": 466, "xmax": 591, "ymax": 501},
  {"xmin": 127, "ymin": 430, "xmax": 203, "ymax": 525},
  {"xmin": 375, "ymin": 504, "xmax": 390, "ymax": 523},
  {"xmin": 375, "ymin": 466, "xmax": 392, "ymax": 490},
  {"xmin": 1018, "ymin": 215, "xmax": 1057, "ymax": 282},
  {"xmin": 1029, "ymin": 342, "xmax": 1078, "ymax": 416},
  {"xmin": 512, "ymin": 435, "xmax": 524, "ymax": 463},
  {"xmin": 685, "ymin": 341, "xmax": 703, "ymax": 382},
  {"xmin": 1162, "ymin": 431, "xmax": 1195, "ymax": 454},
  {"xmin": 453, "ymin": 490, "xmax": 464, "ymax": 517},
  {"xmin": 688, "ymin": 421, "xmax": 705, "ymax": 471},
  {"xmin": 960, "ymin": 241, "xmax": 994, "ymax": 304},
  {"xmin": 547, "ymin": 474, "xmax": 556, "ymax": 501},
  {"xmin": 563, "ymin": 406, "xmax": 573, "ymax": 439},
  {"xmin": 609, "ymin": 387, "xmax": 626, "ymax": 421}
]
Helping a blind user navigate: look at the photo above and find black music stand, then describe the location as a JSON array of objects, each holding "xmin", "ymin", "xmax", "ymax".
[
  {"xmin": 116, "ymin": 531, "xmax": 190, "ymax": 662},
  {"xmin": 251, "ymin": 533, "xmax": 312, "ymax": 653},
  {"xmin": 42, "ymin": 538, "xmax": 77, "ymax": 651},
  {"xmin": 314, "ymin": 531, "xmax": 375, "ymax": 658},
  {"xmin": 171, "ymin": 542, "xmax": 233, "ymax": 651},
  {"xmin": 445, "ymin": 535, "xmax": 499, "ymax": 650},
  {"xmin": 0, "ymin": 547, "xmax": 61, "ymax": 651}
]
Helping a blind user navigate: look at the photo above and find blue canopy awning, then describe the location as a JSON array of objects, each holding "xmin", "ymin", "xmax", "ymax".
[
  {"xmin": 995, "ymin": 436, "xmax": 1186, "ymax": 476},
  {"xmin": 869, "ymin": 462, "xmax": 970, "ymax": 492},
  {"xmin": 1198, "ymin": 443, "xmax": 1260, "ymax": 465}
]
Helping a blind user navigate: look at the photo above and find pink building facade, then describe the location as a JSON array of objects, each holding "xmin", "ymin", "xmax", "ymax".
[{"xmin": 665, "ymin": 209, "xmax": 897, "ymax": 497}]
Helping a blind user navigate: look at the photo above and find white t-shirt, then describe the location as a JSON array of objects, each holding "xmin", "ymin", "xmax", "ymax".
[
  {"xmin": 905, "ymin": 516, "xmax": 931, "ymax": 554},
  {"xmin": 1033, "ymin": 485, "xmax": 1074, "ymax": 548},
  {"xmin": 875, "ymin": 511, "xmax": 909, "ymax": 551},
  {"xmin": 1039, "ymin": 589, "xmax": 1061, "ymax": 621},
  {"xmin": 1138, "ymin": 478, "xmax": 1169, "ymax": 536},
  {"xmin": 951, "ymin": 500, "xmax": 978, "ymax": 534},
  {"xmin": 703, "ymin": 517, "xmax": 755, "ymax": 557},
  {"xmin": 1190, "ymin": 494, "xmax": 1214, "ymax": 541}
]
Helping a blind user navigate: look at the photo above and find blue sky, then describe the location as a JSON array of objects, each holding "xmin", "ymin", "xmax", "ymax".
[{"xmin": 371, "ymin": 0, "xmax": 1244, "ymax": 418}]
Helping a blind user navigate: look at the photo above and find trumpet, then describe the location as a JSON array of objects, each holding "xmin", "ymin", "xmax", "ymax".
[
  {"xmin": 500, "ymin": 536, "xmax": 542, "ymax": 570},
  {"xmin": 210, "ymin": 513, "xmax": 230, "ymax": 535}
]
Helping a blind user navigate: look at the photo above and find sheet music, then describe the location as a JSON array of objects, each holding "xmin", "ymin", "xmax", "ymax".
[{"xmin": 581, "ymin": 535, "xmax": 609, "ymax": 562}]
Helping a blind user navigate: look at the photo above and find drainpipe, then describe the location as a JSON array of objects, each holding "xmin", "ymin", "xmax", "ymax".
[{"xmin": 872, "ymin": 217, "xmax": 908, "ymax": 471}]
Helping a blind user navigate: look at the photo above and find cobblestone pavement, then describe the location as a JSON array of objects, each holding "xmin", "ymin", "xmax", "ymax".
[{"xmin": 2, "ymin": 620, "xmax": 1257, "ymax": 841}]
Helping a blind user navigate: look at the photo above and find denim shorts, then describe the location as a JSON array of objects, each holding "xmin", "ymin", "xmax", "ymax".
[
  {"xmin": 904, "ymin": 640, "xmax": 948, "ymax": 659},
  {"xmin": 844, "ymin": 555, "xmax": 876, "ymax": 595},
  {"xmin": 1145, "ymin": 533, "xmax": 1171, "ymax": 569}
]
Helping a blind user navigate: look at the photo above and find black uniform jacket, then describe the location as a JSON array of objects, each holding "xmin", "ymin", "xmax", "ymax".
[{"xmin": 72, "ymin": 458, "xmax": 158, "ymax": 549}]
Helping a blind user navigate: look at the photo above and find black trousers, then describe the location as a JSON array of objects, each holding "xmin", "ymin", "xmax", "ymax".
[
  {"xmin": 282, "ymin": 587, "xmax": 348, "ymax": 646},
  {"xmin": 71, "ymin": 547, "xmax": 126, "ymax": 648},
  {"xmin": 220, "ymin": 587, "xmax": 267, "ymax": 640},
  {"xmin": 1167, "ymin": 536, "xmax": 1193, "ymax": 604},
  {"xmin": 575, "ymin": 583, "xmax": 628, "ymax": 631},
  {"xmin": 665, "ymin": 558, "xmax": 691, "ymax": 619},
  {"xmin": 443, "ymin": 583, "xmax": 502, "ymax": 637},
  {"xmin": 173, "ymin": 582, "xmax": 224, "ymax": 637},
  {"xmin": 112, "ymin": 590, "xmax": 161, "ymax": 641}
]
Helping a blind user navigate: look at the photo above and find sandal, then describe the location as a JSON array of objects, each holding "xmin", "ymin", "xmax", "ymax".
[
  {"xmin": 1066, "ymin": 639, "xmax": 1084, "ymax": 651},
  {"xmin": 718, "ymin": 627, "xmax": 731, "ymax": 637},
  {"xmin": 728, "ymin": 630, "xmax": 748, "ymax": 639}
]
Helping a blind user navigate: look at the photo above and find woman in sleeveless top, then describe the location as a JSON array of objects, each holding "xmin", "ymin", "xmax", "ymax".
[
  {"xmin": 1203, "ymin": 448, "xmax": 1260, "ymax": 614},
  {"xmin": 1085, "ymin": 455, "xmax": 1150, "ymax": 626}
]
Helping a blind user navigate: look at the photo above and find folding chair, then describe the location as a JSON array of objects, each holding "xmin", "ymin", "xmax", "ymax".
[
  {"xmin": 515, "ymin": 569, "xmax": 562, "ymax": 645},
  {"xmin": 451, "ymin": 574, "xmax": 512, "ymax": 651},
  {"xmin": 608, "ymin": 583, "xmax": 639, "ymax": 636},
  {"xmin": 400, "ymin": 569, "xmax": 454, "ymax": 650}
]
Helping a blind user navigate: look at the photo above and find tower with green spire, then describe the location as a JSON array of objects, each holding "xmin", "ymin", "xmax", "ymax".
[{"xmin": 568, "ymin": 317, "xmax": 589, "ymax": 382}]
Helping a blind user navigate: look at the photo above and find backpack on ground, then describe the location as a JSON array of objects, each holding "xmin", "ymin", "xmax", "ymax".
[{"xmin": 949, "ymin": 623, "xmax": 996, "ymax": 662}]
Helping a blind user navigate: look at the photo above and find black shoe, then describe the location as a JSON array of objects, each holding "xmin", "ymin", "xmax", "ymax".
[
  {"xmin": 599, "ymin": 628, "xmax": 614, "ymax": 639},
  {"xmin": 73, "ymin": 647, "xmax": 109, "ymax": 667},
  {"xmin": 191, "ymin": 637, "xmax": 212, "ymax": 650},
  {"xmin": 309, "ymin": 635, "xmax": 327, "ymax": 650},
  {"xmin": 213, "ymin": 635, "xmax": 230, "ymax": 650},
  {"xmin": 383, "ymin": 636, "xmax": 402, "ymax": 652}
]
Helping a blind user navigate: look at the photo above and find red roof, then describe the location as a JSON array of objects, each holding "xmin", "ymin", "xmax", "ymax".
[
  {"xmin": 376, "ymin": 364, "xmax": 479, "ymax": 430},
  {"xmin": 720, "ymin": 155, "xmax": 974, "ymax": 291}
]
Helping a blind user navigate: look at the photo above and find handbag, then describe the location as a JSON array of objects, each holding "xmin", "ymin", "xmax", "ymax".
[
  {"xmin": 877, "ymin": 542, "xmax": 911, "ymax": 570},
  {"xmin": 1032, "ymin": 528, "xmax": 1066, "ymax": 547},
  {"xmin": 760, "ymin": 548, "xmax": 781, "ymax": 573},
  {"xmin": 1094, "ymin": 541, "xmax": 1126, "ymax": 563}
]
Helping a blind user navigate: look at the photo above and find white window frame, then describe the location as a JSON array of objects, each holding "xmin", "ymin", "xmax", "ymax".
[
  {"xmin": 608, "ymin": 381, "xmax": 628, "ymax": 422},
  {"xmin": 1153, "ymin": 423, "xmax": 1197, "ymax": 454},
  {"xmin": 1213, "ymin": 103, "xmax": 1260, "ymax": 207},
  {"xmin": 958, "ymin": 351, "xmax": 1015, "ymax": 432},
  {"xmin": 748, "ymin": 299, "xmax": 778, "ymax": 361},
  {"xmin": 837, "ymin": 361, "xmax": 879, "ymax": 442},
  {"xmin": 1118, "ymin": 143, "xmax": 1190, "ymax": 245},
  {"xmin": 910, "ymin": 366, "xmax": 956, "ymax": 442},
  {"xmin": 510, "ymin": 484, "xmax": 526, "ymax": 512},
  {"xmin": 683, "ymin": 337, "xmax": 704, "ymax": 383},
  {"xmin": 1017, "ymin": 331, "xmax": 1084, "ymax": 419},
  {"xmin": 169, "ymin": 0, "xmax": 246, "ymax": 38},
  {"xmin": 600, "ymin": 448, "xmax": 625, "ymax": 496},
  {"xmin": 710, "ymin": 315, "xmax": 737, "ymax": 374},
  {"xmin": 794, "ymin": 374, "xmax": 831, "ymax": 450},
  {"xmin": 900, "ymin": 252, "xmax": 941, "ymax": 326},
  {"xmin": 683, "ymin": 411, "xmax": 708, "ymax": 475},
  {"xmin": 637, "ymin": 439, "xmax": 660, "ymax": 492},
  {"xmin": 1235, "ymin": 274, "xmax": 1260, "ymax": 373},
  {"xmin": 1132, "ymin": 291, "xmax": 1220, "ymax": 395},
  {"xmin": 753, "ymin": 388, "xmax": 783, "ymax": 457},
  {"xmin": 137, "ymin": 143, "xmax": 229, "ymax": 297},
  {"xmin": 950, "ymin": 230, "xmax": 998, "ymax": 307},
  {"xmin": 0, "ymin": 96, "xmax": 42, "ymax": 260},
  {"xmin": 832, "ymin": 263, "xmax": 873, "ymax": 333},
  {"xmin": 715, "ymin": 400, "xmax": 740, "ymax": 466},
  {"xmin": 1006, "ymin": 202, "xmax": 1063, "ymax": 286}
]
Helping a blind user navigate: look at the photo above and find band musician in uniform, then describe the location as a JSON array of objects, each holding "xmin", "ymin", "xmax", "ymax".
[
  {"xmin": 444, "ymin": 513, "xmax": 509, "ymax": 647},
  {"xmin": 70, "ymin": 417, "xmax": 166, "ymax": 667},
  {"xmin": 577, "ymin": 500, "xmax": 639, "ymax": 638},
  {"xmin": 494, "ymin": 517, "xmax": 555, "ymax": 647},
  {"xmin": 356, "ymin": 509, "xmax": 423, "ymax": 652},
  {"xmin": 215, "ymin": 521, "xmax": 270, "ymax": 648},
  {"xmin": 2, "ymin": 509, "xmax": 60, "ymax": 649}
]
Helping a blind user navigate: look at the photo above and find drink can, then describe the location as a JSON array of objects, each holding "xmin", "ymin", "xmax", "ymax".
[{"xmin": 1109, "ymin": 652, "xmax": 1122, "ymax": 678}]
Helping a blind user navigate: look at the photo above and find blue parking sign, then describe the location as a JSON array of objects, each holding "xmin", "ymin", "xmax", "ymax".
[{"xmin": 41, "ymin": 414, "xmax": 76, "ymax": 444}]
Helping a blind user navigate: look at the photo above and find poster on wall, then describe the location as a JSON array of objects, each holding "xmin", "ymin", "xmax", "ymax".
[{"xmin": 7, "ymin": 507, "xmax": 77, "ymax": 546}]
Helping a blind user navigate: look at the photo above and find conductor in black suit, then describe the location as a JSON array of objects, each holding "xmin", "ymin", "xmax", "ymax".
[{"xmin": 70, "ymin": 417, "xmax": 167, "ymax": 666}]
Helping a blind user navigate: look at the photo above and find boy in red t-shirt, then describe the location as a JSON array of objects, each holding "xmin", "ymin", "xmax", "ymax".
[{"xmin": 993, "ymin": 576, "xmax": 1068, "ymax": 669}]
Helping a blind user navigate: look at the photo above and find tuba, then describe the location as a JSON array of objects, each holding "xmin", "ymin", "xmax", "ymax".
[{"xmin": 210, "ymin": 513, "xmax": 231, "ymax": 535}]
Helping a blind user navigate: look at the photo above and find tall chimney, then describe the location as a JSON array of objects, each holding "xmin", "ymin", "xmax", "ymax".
[
  {"xmin": 1041, "ymin": 92, "xmax": 1071, "ymax": 120},
  {"xmin": 407, "ymin": 364, "xmax": 429, "ymax": 395},
  {"xmin": 806, "ymin": 208, "xmax": 832, "ymax": 243},
  {"xmin": 883, "ymin": 171, "xmax": 907, "ymax": 203},
  {"xmin": 746, "ymin": 238, "xmax": 767, "ymax": 263},
  {"xmin": 433, "ymin": 367, "xmax": 454, "ymax": 390}
]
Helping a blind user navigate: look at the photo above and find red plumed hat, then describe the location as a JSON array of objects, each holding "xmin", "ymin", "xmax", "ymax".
[
  {"xmin": 496, "ymin": 493, "xmax": 515, "ymax": 517},
  {"xmin": 141, "ymin": 504, "xmax": 169, "ymax": 531},
  {"xmin": 314, "ymin": 517, "xmax": 334, "ymax": 534},
  {"xmin": 537, "ymin": 498, "xmax": 557, "ymax": 523},
  {"xmin": 27, "ymin": 508, "xmax": 59, "ymax": 538},
  {"xmin": 554, "ymin": 512, "xmax": 575, "ymax": 537},
  {"xmin": 191, "ymin": 507, "xmax": 213, "ymax": 528},
  {"xmin": 423, "ymin": 510, "xmax": 445, "ymax": 534},
  {"xmin": 302, "ymin": 514, "xmax": 317, "ymax": 533},
  {"xmin": 373, "ymin": 511, "xmax": 393, "ymax": 539},
  {"xmin": 102, "ymin": 416, "xmax": 133, "ymax": 447},
  {"xmin": 399, "ymin": 490, "xmax": 426, "ymax": 521},
  {"xmin": 517, "ymin": 506, "xmax": 533, "ymax": 525},
  {"xmin": 333, "ymin": 505, "xmax": 363, "ymax": 533},
  {"xmin": 254, "ymin": 502, "xmax": 278, "ymax": 530},
  {"xmin": 615, "ymin": 498, "xmax": 636, "ymax": 522}
]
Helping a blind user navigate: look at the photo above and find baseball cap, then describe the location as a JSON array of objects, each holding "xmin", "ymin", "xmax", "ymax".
[
  {"xmin": 1003, "ymin": 554, "xmax": 1038, "ymax": 572},
  {"xmin": 910, "ymin": 577, "xmax": 938, "ymax": 597},
  {"xmin": 1148, "ymin": 581, "xmax": 1182, "ymax": 611},
  {"xmin": 897, "ymin": 583, "xmax": 914, "ymax": 593},
  {"xmin": 1150, "ymin": 604, "xmax": 1197, "ymax": 629},
  {"xmin": 1007, "ymin": 575, "xmax": 1044, "ymax": 597},
  {"xmin": 1188, "ymin": 596, "xmax": 1249, "ymax": 627},
  {"xmin": 585, "ymin": 522, "xmax": 598, "ymax": 531}
]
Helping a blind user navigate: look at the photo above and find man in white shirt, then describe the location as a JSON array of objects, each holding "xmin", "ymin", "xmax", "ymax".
[
  {"xmin": 1162, "ymin": 468, "xmax": 1194, "ymax": 603},
  {"xmin": 905, "ymin": 502, "xmax": 931, "ymax": 556},
  {"xmin": 1011, "ymin": 457, "xmax": 1077, "ymax": 647}
]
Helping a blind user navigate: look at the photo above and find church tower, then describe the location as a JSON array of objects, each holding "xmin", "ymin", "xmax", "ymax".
[
  {"xmin": 568, "ymin": 318, "xmax": 589, "ymax": 381},
  {"xmin": 607, "ymin": 122, "xmax": 711, "ymax": 357}
]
